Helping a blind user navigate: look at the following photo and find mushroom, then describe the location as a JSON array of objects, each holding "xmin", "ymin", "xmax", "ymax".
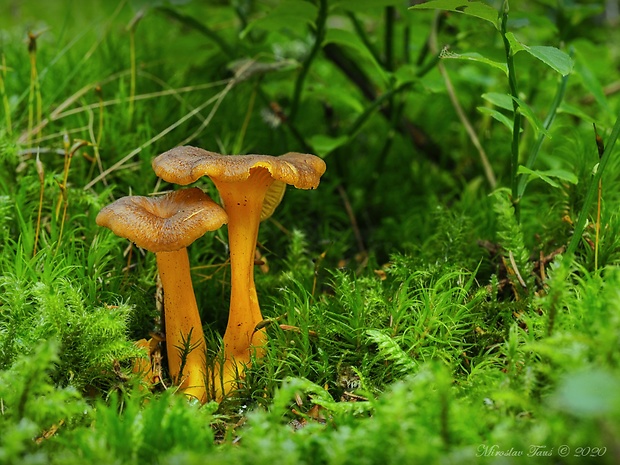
[
  {"xmin": 133, "ymin": 337, "xmax": 160, "ymax": 387},
  {"xmin": 152, "ymin": 146, "xmax": 326, "ymax": 398},
  {"xmin": 96, "ymin": 187, "xmax": 228, "ymax": 402}
]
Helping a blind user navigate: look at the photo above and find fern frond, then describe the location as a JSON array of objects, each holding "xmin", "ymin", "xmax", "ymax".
[
  {"xmin": 367, "ymin": 329, "xmax": 417, "ymax": 374},
  {"xmin": 491, "ymin": 188, "xmax": 534, "ymax": 290}
]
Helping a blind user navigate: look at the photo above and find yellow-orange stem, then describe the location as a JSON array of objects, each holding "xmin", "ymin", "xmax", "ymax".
[
  {"xmin": 157, "ymin": 248, "xmax": 207, "ymax": 402},
  {"xmin": 213, "ymin": 168, "xmax": 272, "ymax": 397}
]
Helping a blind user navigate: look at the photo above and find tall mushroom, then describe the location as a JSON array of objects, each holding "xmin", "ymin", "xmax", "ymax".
[
  {"xmin": 152, "ymin": 146, "xmax": 326, "ymax": 398},
  {"xmin": 96, "ymin": 187, "xmax": 228, "ymax": 402}
]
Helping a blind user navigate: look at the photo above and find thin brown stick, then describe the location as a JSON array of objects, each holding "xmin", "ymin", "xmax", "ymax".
[
  {"xmin": 429, "ymin": 14, "xmax": 496, "ymax": 189},
  {"xmin": 53, "ymin": 78, "xmax": 229, "ymax": 120},
  {"xmin": 508, "ymin": 250, "xmax": 527, "ymax": 289},
  {"xmin": 83, "ymin": 65, "xmax": 245, "ymax": 191},
  {"xmin": 337, "ymin": 184, "xmax": 366, "ymax": 255},
  {"xmin": 18, "ymin": 69, "xmax": 131, "ymax": 143},
  {"xmin": 83, "ymin": 88, "xmax": 227, "ymax": 190},
  {"xmin": 581, "ymin": 80, "xmax": 620, "ymax": 105}
]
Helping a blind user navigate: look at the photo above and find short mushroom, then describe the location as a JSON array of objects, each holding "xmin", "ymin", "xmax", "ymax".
[
  {"xmin": 152, "ymin": 146, "xmax": 326, "ymax": 398},
  {"xmin": 133, "ymin": 336, "xmax": 161, "ymax": 387},
  {"xmin": 96, "ymin": 187, "xmax": 228, "ymax": 402}
]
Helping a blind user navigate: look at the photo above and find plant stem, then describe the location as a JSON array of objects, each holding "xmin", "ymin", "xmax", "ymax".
[
  {"xmin": 595, "ymin": 177, "xmax": 602, "ymax": 269},
  {"xmin": 384, "ymin": 5, "xmax": 396, "ymax": 126},
  {"xmin": 347, "ymin": 82, "xmax": 410, "ymax": 138},
  {"xmin": 593, "ymin": 124, "xmax": 605, "ymax": 270},
  {"xmin": 384, "ymin": 6, "xmax": 395, "ymax": 72},
  {"xmin": 429, "ymin": 12, "xmax": 496, "ymax": 188},
  {"xmin": 157, "ymin": 7, "xmax": 237, "ymax": 58},
  {"xmin": 55, "ymin": 139, "xmax": 89, "ymax": 252},
  {"xmin": 323, "ymin": 42, "xmax": 444, "ymax": 164},
  {"xmin": 27, "ymin": 32, "xmax": 39, "ymax": 147},
  {"xmin": 233, "ymin": 82, "xmax": 257, "ymax": 154},
  {"xmin": 33, "ymin": 153, "xmax": 44, "ymax": 256},
  {"xmin": 440, "ymin": 62, "xmax": 497, "ymax": 188},
  {"xmin": 95, "ymin": 85, "xmax": 106, "ymax": 183},
  {"xmin": 403, "ymin": 21, "xmax": 411, "ymax": 65},
  {"xmin": 127, "ymin": 10, "xmax": 143, "ymax": 125},
  {"xmin": 289, "ymin": 0, "xmax": 328, "ymax": 123},
  {"xmin": 55, "ymin": 136, "xmax": 73, "ymax": 252},
  {"xmin": 565, "ymin": 109, "xmax": 620, "ymax": 257},
  {"xmin": 500, "ymin": 2, "xmax": 522, "ymax": 214},
  {"xmin": 516, "ymin": 72, "xmax": 570, "ymax": 199},
  {"xmin": 347, "ymin": 11, "xmax": 382, "ymax": 65},
  {"xmin": 0, "ymin": 54, "xmax": 12, "ymax": 136},
  {"xmin": 128, "ymin": 28, "xmax": 136, "ymax": 122}
]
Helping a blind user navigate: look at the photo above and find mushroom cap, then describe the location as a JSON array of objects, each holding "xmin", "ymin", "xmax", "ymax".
[
  {"xmin": 96, "ymin": 187, "xmax": 228, "ymax": 252},
  {"xmin": 151, "ymin": 146, "xmax": 326, "ymax": 189}
]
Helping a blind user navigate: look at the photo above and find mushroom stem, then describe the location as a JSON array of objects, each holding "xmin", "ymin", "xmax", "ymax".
[
  {"xmin": 213, "ymin": 168, "xmax": 272, "ymax": 397},
  {"xmin": 156, "ymin": 248, "xmax": 207, "ymax": 402}
]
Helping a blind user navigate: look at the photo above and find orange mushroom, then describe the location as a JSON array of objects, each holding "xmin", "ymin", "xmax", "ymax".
[
  {"xmin": 96, "ymin": 187, "xmax": 228, "ymax": 402},
  {"xmin": 152, "ymin": 146, "xmax": 326, "ymax": 399},
  {"xmin": 133, "ymin": 336, "xmax": 162, "ymax": 387}
]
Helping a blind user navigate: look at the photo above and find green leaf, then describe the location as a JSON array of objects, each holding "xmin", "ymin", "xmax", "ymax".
[
  {"xmin": 335, "ymin": 0, "xmax": 403, "ymax": 10},
  {"xmin": 558, "ymin": 102, "xmax": 596, "ymax": 124},
  {"xmin": 477, "ymin": 107, "xmax": 513, "ymax": 132},
  {"xmin": 481, "ymin": 92, "xmax": 513, "ymax": 111},
  {"xmin": 310, "ymin": 85, "xmax": 365, "ymax": 113},
  {"xmin": 512, "ymin": 95, "xmax": 550, "ymax": 138},
  {"xmin": 308, "ymin": 134, "xmax": 349, "ymax": 157},
  {"xmin": 528, "ymin": 46, "xmax": 573, "ymax": 76},
  {"xmin": 241, "ymin": 0, "xmax": 317, "ymax": 38},
  {"xmin": 482, "ymin": 93, "xmax": 549, "ymax": 137},
  {"xmin": 517, "ymin": 166, "xmax": 578, "ymax": 188},
  {"xmin": 393, "ymin": 64, "xmax": 420, "ymax": 87},
  {"xmin": 505, "ymin": 32, "xmax": 525, "ymax": 54},
  {"xmin": 440, "ymin": 49, "xmax": 507, "ymax": 75},
  {"xmin": 506, "ymin": 33, "xmax": 573, "ymax": 76},
  {"xmin": 324, "ymin": 28, "xmax": 388, "ymax": 81},
  {"xmin": 575, "ymin": 56, "xmax": 610, "ymax": 114},
  {"xmin": 410, "ymin": 0, "xmax": 499, "ymax": 29},
  {"xmin": 324, "ymin": 28, "xmax": 373, "ymax": 59}
]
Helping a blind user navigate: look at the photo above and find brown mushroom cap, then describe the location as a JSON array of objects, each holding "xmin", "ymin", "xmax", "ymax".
[
  {"xmin": 96, "ymin": 187, "xmax": 228, "ymax": 252},
  {"xmin": 151, "ymin": 146, "xmax": 327, "ymax": 189}
]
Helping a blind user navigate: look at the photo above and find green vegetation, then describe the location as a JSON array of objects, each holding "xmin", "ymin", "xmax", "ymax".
[{"xmin": 1, "ymin": 0, "xmax": 619, "ymax": 463}]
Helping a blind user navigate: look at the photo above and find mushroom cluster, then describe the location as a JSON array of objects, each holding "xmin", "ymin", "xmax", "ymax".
[
  {"xmin": 97, "ymin": 146, "xmax": 326, "ymax": 402},
  {"xmin": 152, "ymin": 146, "xmax": 326, "ymax": 399}
]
